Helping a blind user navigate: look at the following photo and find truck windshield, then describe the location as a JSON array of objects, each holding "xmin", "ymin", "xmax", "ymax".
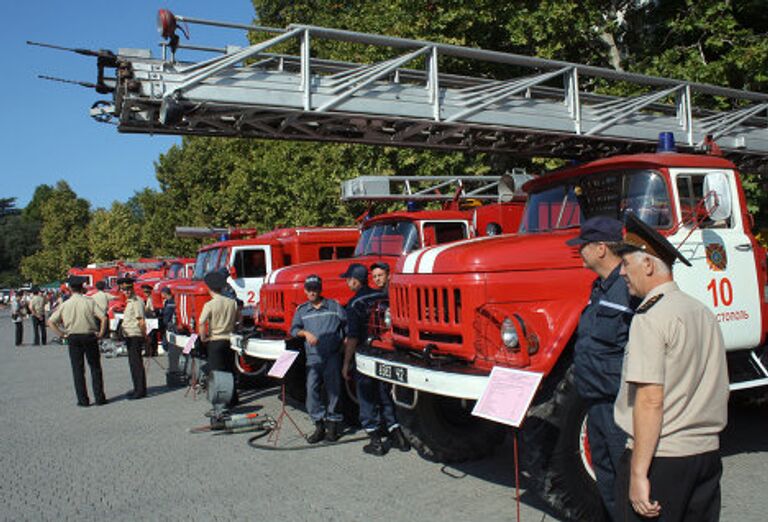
[
  {"xmin": 167, "ymin": 263, "xmax": 183, "ymax": 279},
  {"xmin": 520, "ymin": 169, "xmax": 672, "ymax": 232},
  {"xmin": 193, "ymin": 248, "xmax": 222, "ymax": 279},
  {"xmin": 354, "ymin": 221, "xmax": 420, "ymax": 256}
]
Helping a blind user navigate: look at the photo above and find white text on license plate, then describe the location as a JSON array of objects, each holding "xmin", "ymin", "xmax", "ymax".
[{"xmin": 375, "ymin": 362, "xmax": 408, "ymax": 383}]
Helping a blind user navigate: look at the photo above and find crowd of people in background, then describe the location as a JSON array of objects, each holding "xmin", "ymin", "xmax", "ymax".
[{"xmin": 5, "ymin": 287, "xmax": 65, "ymax": 346}]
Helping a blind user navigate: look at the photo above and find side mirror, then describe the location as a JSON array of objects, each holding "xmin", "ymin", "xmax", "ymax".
[
  {"xmin": 228, "ymin": 265, "xmax": 238, "ymax": 280},
  {"xmin": 703, "ymin": 172, "xmax": 732, "ymax": 222}
]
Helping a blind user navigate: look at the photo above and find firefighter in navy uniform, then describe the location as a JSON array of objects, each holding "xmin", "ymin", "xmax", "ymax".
[
  {"xmin": 291, "ymin": 275, "xmax": 347, "ymax": 443},
  {"xmin": 566, "ymin": 216, "xmax": 638, "ymax": 520},
  {"xmin": 119, "ymin": 277, "xmax": 148, "ymax": 400},
  {"xmin": 48, "ymin": 275, "xmax": 108, "ymax": 407},
  {"xmin": 341, "ymin": 263, "xmax": 410, "ymax": 456}
]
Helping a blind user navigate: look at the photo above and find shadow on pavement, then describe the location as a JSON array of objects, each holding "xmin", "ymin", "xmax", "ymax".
[
  {"xmin": 721, "ymin": 395, "xmax": 768, "ymax": 457},
  {"xmin": 435, "ymin": 435, "xmax": 561, "ymax": 520}
]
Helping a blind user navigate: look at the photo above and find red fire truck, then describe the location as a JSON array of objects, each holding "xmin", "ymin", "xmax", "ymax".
[
  {"xmin": 165, "ymin": 226, "xmax": 360, "ymax": 351},
  {"xmin": 67, "ymin": 264, "xmax": 119, "ymax": 290},
  {"xmin": 358, "ymin": 141, "xmax": 768, "ymax": 520},
  {"xmin": 233, "ymin": 174, "xmax": 528, "ymax": 393}
]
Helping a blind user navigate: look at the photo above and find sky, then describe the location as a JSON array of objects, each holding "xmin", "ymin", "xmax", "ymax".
[{"xmin": 0, "ymin": 1, "xmax": 257, "ymax": 210}]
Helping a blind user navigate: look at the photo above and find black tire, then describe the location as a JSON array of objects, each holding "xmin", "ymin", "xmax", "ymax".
[
  {"xmin": 396, "ymin": 392, "xmax": 506, "ymax": 463},
  {"xmin": 522, "ymin": 366, "xmax": 605, "ymax": 522}
]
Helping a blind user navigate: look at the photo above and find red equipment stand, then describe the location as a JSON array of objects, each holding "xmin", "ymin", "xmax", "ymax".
[
  {"xmin": 184, "ymin": 358, "xmax": 199, "ymax": 400},
  {"xmin": 267, "ymin": 381, "xmax": 305, "ymax": 445},
  {"xmin": 513, "ymin": 429, "xmax": 521, "ymax": 522}
]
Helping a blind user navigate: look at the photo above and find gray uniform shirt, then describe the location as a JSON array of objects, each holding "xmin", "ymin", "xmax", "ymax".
[{"xmin": 290, "ymin": 298, "xmax": 347, "ymax": 365}]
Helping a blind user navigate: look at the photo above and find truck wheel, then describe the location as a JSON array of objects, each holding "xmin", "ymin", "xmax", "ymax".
[
  {"xmin": 522, "ymin": 367, "xmax": 605, "ymax": 522},
  {"xmin": 397, "ymin": 392, "xmax": 505, "ymax": 462}
]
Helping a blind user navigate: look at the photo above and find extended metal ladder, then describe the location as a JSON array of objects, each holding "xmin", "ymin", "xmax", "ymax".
[
  {"xmin": 340, "ymin": 173, "xmax": 531, "ymax": 202},
  {"xmin": 43, "ymin": 11, "xmax": 768, "ymax": 172}
]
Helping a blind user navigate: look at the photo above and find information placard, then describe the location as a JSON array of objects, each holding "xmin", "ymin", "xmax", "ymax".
[
  {"xmin": 182, "ymin": 334, "xmax": 198, "ymax": 355},
  {"xmin": 268, "ymin": 350, "xmax": 299, "ymax": 379},
  {"xmin": 471, "ymin": 367, "xmax": 544, "ymax": 427}
]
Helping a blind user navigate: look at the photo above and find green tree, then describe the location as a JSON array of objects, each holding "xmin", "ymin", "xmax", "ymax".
[
  {"xmin": 87, "ymin": 202, "xmax": 143, "ymax": 262},
  {"xmin": 20, "ymin": 181, "xmax": 91, "ymax": 283}
]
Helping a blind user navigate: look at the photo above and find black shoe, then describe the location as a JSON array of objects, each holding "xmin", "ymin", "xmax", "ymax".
[
  {"xmin": 363, "ymin": 433, "xmax": 388, "ymax": 456},
  {"xmin": 325, "ymin": 421, "xmax": 341, "ymax": 443},
  {"xmin": 95, "ymin": 398, "xmax": 109, "ymax": 406},
  {"xmin": 306, "ymin": 421, "xmax": 325, "ymax": 444},
  {"xmin": 77, "ymin": 401, "xmax": 90, "ymax": 408},
  {"xmin": 126, "ymin": 390, "xmax": 147, "ymax": 400},
  {"xmin": 388, "ymin": 427, "xmax": 411, "ymax": 452}
]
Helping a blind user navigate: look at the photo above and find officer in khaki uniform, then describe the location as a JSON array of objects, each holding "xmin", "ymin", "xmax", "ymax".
[
  {"xmin": 29, "ymin": 287, "xmax": 47, "ymax": 346},
  {"xmin": 91, "ymin": 280, "xmax": 116, "ymax": 317},
  {"xmin": 119, "ymin": 277, "xmax": 147, "ymax": 400},
  {"xmin": 614, "ymin": 213, "xmax": 729, "ymax": 521},
  {"xmin": 197, "ymin": 271, "xmax": 239, "ymax": 404},
  {"xmin": 48, "ymin": 275, "xmax": 108, "ymax": 407}
]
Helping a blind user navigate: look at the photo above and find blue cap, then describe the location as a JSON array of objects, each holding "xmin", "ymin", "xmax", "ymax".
[
  {"xmin": 566, "ymin": 216, "xmax": 624, "ymax": 246},
  {"xmin": 340, "ymin": 263, "xmax": 368, "ymax": 282},
  {"xmin": 304, "ymin": 274, "xmax": 322, "ymax": 291}
]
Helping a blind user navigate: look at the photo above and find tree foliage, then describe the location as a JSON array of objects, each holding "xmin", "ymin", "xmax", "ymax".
[{"xmin": 20, "ymin": 181, "xmax": 90, "ymax": 283}]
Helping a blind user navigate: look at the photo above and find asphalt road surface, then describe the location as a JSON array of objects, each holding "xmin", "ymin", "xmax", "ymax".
[{"xmin": 1, "ymin": 308, "xmax": 767, "ymax": 521}]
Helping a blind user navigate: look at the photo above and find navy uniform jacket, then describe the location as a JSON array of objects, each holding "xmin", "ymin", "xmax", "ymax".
[
  {"xmin": 160, "ymin": 297, "xmax": 175, "ymax": 330},
  {"xmin": 345, "ymin": 286, "xmax": 384, "ymax": 342},
  {"xmin": 574, "ymin": 264, "xmax": 638, "ymax": 401},
  {"xmin": 290, "ymin": 298, "xmax": 346, "ymax": 365}
]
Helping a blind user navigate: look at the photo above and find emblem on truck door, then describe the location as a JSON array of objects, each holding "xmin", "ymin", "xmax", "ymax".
[{"xmin": 706, "ymin": 243, "xmax": 728, "ymax": 271}]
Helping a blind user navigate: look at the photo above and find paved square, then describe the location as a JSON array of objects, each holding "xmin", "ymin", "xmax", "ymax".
[{"xmin": 1, "ymin": 310, "xmax": 766, "ymax": 521}]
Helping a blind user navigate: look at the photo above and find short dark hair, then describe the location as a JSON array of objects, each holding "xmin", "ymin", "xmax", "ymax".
[
  {"xmin": 370, "ymin": 262, "xmax": 390, "ymax": 274},
  {"xmin": 95, "ymin": 281, "xmax": 106, "ymax": 290}
]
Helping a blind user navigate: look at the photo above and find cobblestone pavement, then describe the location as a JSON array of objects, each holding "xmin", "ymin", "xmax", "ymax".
[{"xmin": 1, "ymin": 309, "xmax": 767, "ymax": 521}]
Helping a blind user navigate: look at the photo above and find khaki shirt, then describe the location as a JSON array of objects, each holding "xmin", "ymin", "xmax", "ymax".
[
  {"xmin": 199, "ymin": 293, "xmax": 238, "ymax": 341},
  {"xmin": 91, "ymin": 290, "xmax": 114, "ymax": 316},
  {"xmin": 29, "ymin": 295, "xmax": 45, "ymax": 317},
  {"xmin": 614, "ymin": 281, "xmax": 729, "ymax": 457},
  {"xmin": 121, "ymin": 297, "xmax": 146, "ymax": 338},
  {"xmin": 49, "ymin": 293, "xmax": 104, "ymax": 335}
]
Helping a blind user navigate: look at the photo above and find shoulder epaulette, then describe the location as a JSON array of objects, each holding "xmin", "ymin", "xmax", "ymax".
[{"xmin": 636, "ymin": 294, "xmax": 664, "ymax": 314}]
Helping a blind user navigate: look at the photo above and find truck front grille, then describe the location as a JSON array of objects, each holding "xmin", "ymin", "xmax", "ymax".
[
  {"xmin": 262, "ymin": 289, "xmax": 285, "ymax": 321},
  {"xmin": 393, "ymin": 284, "xmax": 462, "ymax": 325}
]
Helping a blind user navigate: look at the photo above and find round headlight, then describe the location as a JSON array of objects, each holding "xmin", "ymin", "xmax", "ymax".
[
  {"xmin": 384, "ymin": 308, "xmax": 392, "ymax": 329},
  {"xmin": 501, "ymin": 317, "xmax": 519, "ymax": 348}
]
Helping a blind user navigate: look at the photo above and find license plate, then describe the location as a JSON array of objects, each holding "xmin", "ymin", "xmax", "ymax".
[{"xmin": 375, "ymin": 362, "xmax": 408, "ymax": 384}]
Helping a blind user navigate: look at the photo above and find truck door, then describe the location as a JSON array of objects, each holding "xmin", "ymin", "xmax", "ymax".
[
  {"xmin": 229, "ymin": 246, "xmax": 272, "ymax": 309},
  {"xmin": 669, "ymin": 168, "xmax": 762, "ymax": 350}
]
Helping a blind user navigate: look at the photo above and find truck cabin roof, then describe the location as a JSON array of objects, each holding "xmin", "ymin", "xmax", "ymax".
[{"xmin": 524, "ymin": 152, "xmax": 737, "ymax": 194}]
